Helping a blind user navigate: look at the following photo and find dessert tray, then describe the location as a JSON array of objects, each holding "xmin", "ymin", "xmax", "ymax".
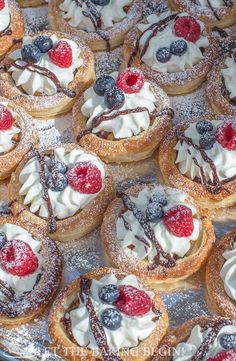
[{"xmin": 0, "ymin": 0, "xmax": 236, "ymax": 360}]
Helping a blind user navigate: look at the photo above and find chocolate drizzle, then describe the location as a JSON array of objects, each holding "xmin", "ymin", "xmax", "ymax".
[
  {"xmin": 191, "ymin": 319, "xmax": 233, "ymax": 361},
  {"xmin": 128, "ymin": 13, "xmax": 179, "ymax": 67},
  {"xmin": 117, "ymin": 191, "xmax": 176, "ymax": 269},
  {"xmin": 0, "ymin": 280, "xmax": 15, "ymax": 301},
  {"xmin": 0, "ymin": 20, "xmax": 12, "ymax": 38},
  {"xmin": 0, "ymin": 59, "xmax": 76, "ymax": 98},
  {"xmin": 206, "ymin": 0, "xmax": 221, "ymax": 20}
]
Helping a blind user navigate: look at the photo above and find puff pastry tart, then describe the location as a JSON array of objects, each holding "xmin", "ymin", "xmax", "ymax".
[
  {"xmin": 123, "ymin": 10, "xmax": 218, "ymax": 95},
  {"xmin": 0, "ymin": 31, "xmax": 95, "ymax": 119},
  {"xmin": 158, "ymin": 116, "xmax": 236, "ymax": 209},
  {"xmin": 0, "ymin": 216, "xmax": 62, "ymax": 327},
  {"xmin": 72, "ymin": 68, "xmax": 173, "ymax": 163},
  {"xmin": 16, "ymin": 0, "xmax": 45, "ymax": 8},
  {"xmin": 8, "ymin": 144, "xmax": 115, "ymax": 242},
  {"xmin": 48, "ymin": 0, "xmax": 142, "ymax": 52},
  {"xmin": 0, "ymin": 97, "xmax": 37, "ymax": 180},
  {"xmin": 169, "ymin": 0, "xmax": 236, "ymax": 29},
  {"xmin": 101, "ymin": 183, "xmax": 215, "ymax": 284},
  {"xmin": 153, "ymin": 316, "xmax": 236, "ymax": 360},
  {"xmin": 49, "ymin": 267, "xmax": 169, "ymax": 361},
  {"xmin": 0, "ymin": 0, "xmax": 24, "ymax": 60},
  {"xmin": 206, "ymin": 42, "xmax": 236, "ymax": 116},
  {"xmin": 206, "ymin": 230, "xmax": 236, "ymax": 320}
]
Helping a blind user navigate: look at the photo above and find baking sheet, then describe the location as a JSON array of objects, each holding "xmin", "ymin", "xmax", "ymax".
[{"xmin": 0, "ymin": 1, "xmax": 236, "ymax": 359}]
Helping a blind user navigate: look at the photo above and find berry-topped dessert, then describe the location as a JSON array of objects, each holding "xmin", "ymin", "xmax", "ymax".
[
  {"xmin": 0, "ymin": 31, "xmax": 95, "ymax": 118},
  {"xmin": 159, "ymin": 116, "xmax": 236, "ymax": 209},
  {"xmin": 153, "ymin": 316, "xmax": 236, "ymax": 361},
  {"xmin": 206, "ymin": 230, "xmax": 236, "ymax": 319},
  {"xmin": 0, "ymin": 217, "xmax": 62, "ymax": 327},
  {"xmin": 0, "ymin": 0, "xmax": 24, "ymax": 60},
  {"xmin": 49, "ymin": 268, "xmax": 169, "ymax": 361},
  {"xmin": 169, "ymin": 0, "xmax": 236, "ymax": 28},
  {"xmin": 101, "ymin": 183, "xmax": 215, "ymax": 283},
  {"xmin": 72, "ymin": 67, "xmax": 173, "ymax": 163},
  {"xmin": 8, "ymin": 144, "xmax": 115, "ymax": 242},
  {"xmin": 48, "ymin": 0, "xmax": 142, "ymax": 51},
  {"xmin": 123, "ymin": 10, "xmax": 218, "ymax": 95},
  {"xmin": 0, "ymin": 97, "xmax": 37, "ymax": 180},
  {"xmin": 207, "ymin": 41, "xmax": 236, "ymax": 116}
]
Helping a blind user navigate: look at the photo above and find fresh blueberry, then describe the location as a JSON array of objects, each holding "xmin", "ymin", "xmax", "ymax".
[
  {"xmin": 146, "ymin": 202, "xmax": 164, "ymax": 223},
  {"xmin": 150, "ymin": 193, "xmax": 167, "ymax": 207},
  {"xmin": 91, "ymin": 0, "xmax": 110, "ymax": 5},
  {"xmin": 156, "ymin": 47, "xmax": 171, "ymax": 63},
  {"xmin": 170, "ymin": 40, "xmax": 188, "ymax": 56},
  {"xmin": 21, "ymin": 44, "xmax": 42, "ymax": 64},
  {"xmin": 199, "ymin": 132, "xmax": 216, "ymax": 150},
  {"xmin": 93, "ymin": 76, "xmax": 115, "ymax": 96},
  {"xmin": 47, "ymin": 173, "xmax": 68, "ymax": 192},
  {"xmin": 196, "ymin": 120, "xmax": 214, "ymax": 134},
  {"xmin": 99, "ymin": 284, "xmax": 120, "ymax": 304},
  {"xmin": 49, "ymin": 161, "xmax": 68, "ymax": 175},
  {"xmin": 220, "ymin": 333, "xmax": 236, "ymax": 349},
  {"xmin": 104, "ymin": 86, "xmax": 125, "ymax": 109},
  {"xmin": 0, "ymin": 232, "xmax": 7, "ymax": 250},
  {"xmin": 101, "ymin": 308, "xmax": 122, "ymax": 330},
  {"xmin": 33, "ymin": 36, "xmax": 53, "ymax": 53}
]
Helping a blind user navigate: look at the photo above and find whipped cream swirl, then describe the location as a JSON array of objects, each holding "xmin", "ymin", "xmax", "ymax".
[
  {"xmin": 19, "ymin": 147, "xmax": 106, "ymax": 220},
  {"xmin": 196, "ymin": 0, "xmax": 233, "ymax": 9},
  {"xmin": 173, "ymin": 323, "xmax": 236, "ymax": 360},
  {"xmin": 0, "ymin": 223, "xmax": 42, "ymax": 301},
  {"xmin": 81, "ymin": 72, "xmax": 157, "ymax": 139},
  {"xmin": 70, "ymin": 273, "xmax": 157, "ymax": 351},
  {"xmin": 220, "ymin": 242, "xmax": 236, "ymax": 301},
  {"xmin": 0, "ymin": 101, "xmax": 20, "ymax": 154},
  {"xmin": 9, "ymin": 35, "xmax": 83, "ymax": 96},
  {"xmin": 0, "ymin": 0, "xmax": 10, "ymax": 33},
  {"xmin": 59, "ymin": 0, "xmax": 132, "ymax": 32},
  {"xmin": 175, "ymin": 121, "xmax": 236, "ymax": 182},
  {"xmin": 116, "ymin": 186, "xmax": 200, "ymax": 262},
  {"xmin": 137, "ymin": 12, "xmax": 209, "ymax": 73},
  {"xmin": 222, "ymin": 56, "xmax": 236, "ymax": 100}
]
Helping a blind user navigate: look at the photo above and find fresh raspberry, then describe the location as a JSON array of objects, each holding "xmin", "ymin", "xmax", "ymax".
[
  {"xmin": 207, "ymin": 349, "xmax": 236, "ymax": 361},
  {"xmin": 0, "ymin": 0, "xmax": 5, "ymax": 10},
  {"xmin": 67, "ymin": 162, "xmax": 102, "ymax": 194},
  {"xmin": 174, "ymin": 16, "xmax": 201, "ymax": 43},
  {"xmin": 0, "ymin": 240, "xmax": 38, "ymax": 276},
  {"xmin": 116, "ymin": 68, "xmax": 145, "ymax": 94},
  {"xmin": 216, "ymin": 121, "xmax": 236, "ymax": 151},
  {"xmin": 163, "ymin": 205, "xmax": 194, "ymax": 237},
  {"xmin": 0, "ymin": 105, "xmax": 13, "ymax": 130},
  {"xmin": 48, "ymin": 40, "xmax": 72, "ymax": 68},
  {"xmin": 114, "ymin": 285, "xmax": 152, "ymax": 316}
]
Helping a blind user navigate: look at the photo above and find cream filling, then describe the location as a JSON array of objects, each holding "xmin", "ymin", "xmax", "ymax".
[
  {"xmin": 70, "ymin": 274, "xmax": 157, "ymax": 351},
  {"xmin": 220, "ymin": 242, "xmax": 236, "ymax": 301},
  {"xmin": 0, "ymin": 223, "xmax": 42, "ymax": 301},
  {"xmin": 197, "ymin": 0, "xmax": 235, "ymax": 9},
  {"xmin": 81, "ymin": 72, "xmax": 157, "ymax": 139},
  {"xmin": 19, "ymin": 147, "xmax": 106, "ymax": 220},
  {"xmin": 9, "ymin": 34, "xmax": 83, "ymax": 96},
  {"xmin": 59, "ymin": 0, "xmax": 132, "ymax": 32},
  {"xmin": 137, "ymin": 12, "xmax": 209, "ymax": 73},
  {"xmin": 116, "ymin": 186, "xmax": 200, "ymax": 262},
  {"xmin": 222, "ymin": 56, "xmax": 236, "ymax": 101},
  {"xmin": 0, "ymin": 0, "xmax": 10, "ymax": 33},
  {"xmin": 0, "ymin": 101, "xmax": 20, "ymax": 154}
]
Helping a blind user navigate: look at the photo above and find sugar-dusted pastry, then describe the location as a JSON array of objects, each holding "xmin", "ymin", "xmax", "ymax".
[
  {"xmin": 101, "ymin": 183, "xmax": 215, "ymax": 283},
  {"xmin": 169, "ymin": 0, "xmax": 236, "ymax": 29},
  {"xmin": 16, "ymin": 0, "xmax": 45, "ymax": 7},
  {"xmin": 49, "ymin": 267, "xmax": 169, "ymax": 361},
  {"xmin": 0, "ymin": 96, "xmax": 37, "ymax": 180},
  {"xmin": 159, "ymin": 116, "xmax": 236, "ymax": 209},
  {"xmin": 48, "ymin": 0, "xmax": 142, "ymax": 52},
  {"xmin": 0, "ymin": 31, "xmax": 95, "ymax": 119},
  {"xmin": 206, "ymin": 230, "xmax": 236, "ymax": 319},
  {"xmin": 207, "ymin": 40, "xmax": 236, "ymax": 116},
  {"xmin": 72, "ymin": 68, "xmax": 173, "ymax": 163},
  {"xmin": 0, "ymin": 217, "xmax": 62, "ymax": 327},
  {"xmin": 8, "ymin": 144, "xmax": 115, "ymax": 242},
  {"xmin": 153, "ymin": 316, "xmax": 236, "ymax": 360},
  {"xmin": 123, "ymin": 10, "xmax": 218, "ymax": 95},
  {"xmin": 0, "ymin": 0, "xmax": 24, "ymax": 59}
]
